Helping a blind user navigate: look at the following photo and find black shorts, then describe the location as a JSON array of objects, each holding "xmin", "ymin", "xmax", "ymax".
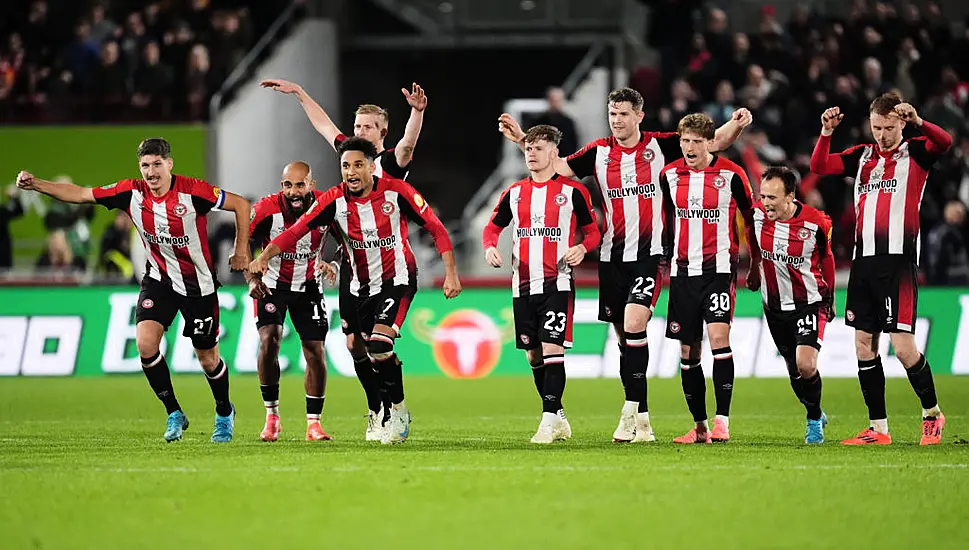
[
  {"xmin": 345, "ymin": 284, "xmax": 417, "ymax": 337},
  {"xmin": 598, "ymin": 256, "xmax": 663, "ymax": 323},
  {"xmin": 665, "ymin": 273, "xmax": 736, "ymax": 342},
  {"xmin": 255, "ymin": 286, "xmax": 328, "ymax": 341},
  {"xmin": 846, "ymin": 256, "xmax": 918, "ymax": 334},
  {"xmin": 337, "ymin": 259, "xmax": 360, "ymax": 335},
  {"xmin": 136, "ymin": 278, "xmax": 220, "ymax": 350},
  {"xmin": 765, "ymin": 304, "xmax": 827, "ymax": 361},
  {"xmin": 513, "ymin": 291, "xmax": 575, "ymax": 350}
]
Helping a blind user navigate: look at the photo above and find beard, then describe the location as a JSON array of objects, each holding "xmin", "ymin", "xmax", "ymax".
[{"xmin": 284, "ymin": 193, "xmax": 314, "ymax": 216}]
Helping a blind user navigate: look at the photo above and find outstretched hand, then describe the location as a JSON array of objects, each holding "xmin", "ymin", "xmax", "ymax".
[{"xmin": 402, "ymin": 82, "xmax": 427, "ymax": 111}]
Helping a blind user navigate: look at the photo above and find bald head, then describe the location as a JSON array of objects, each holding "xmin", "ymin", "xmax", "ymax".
[
  {"xmin": 280, "ymin": 161, "xmax": 315, "ymax": 214},
  {"xmin": 283, "ymin": 161, "xmax": 312, "ymax": 181}
]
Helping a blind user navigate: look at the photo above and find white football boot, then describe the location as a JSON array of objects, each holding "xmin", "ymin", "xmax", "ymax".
[
  {"xmin": 530, "ymin": 412, "xmax": 564, "ymax": 444},
  {"xmin": 632, "ymin": 412, "xmax": 656, "ymax": 442},
  {"xmin": 612, "ymin": 401, "xmax": 638, "ymax": 442},
  {"xmin": 557, "ymin": 409, "xmax": 572, "ymax": 440},
  {"xmin": 381, "ymin": 403, "xmax": 411, "ymax": 445},
  {"xmin": 365, "ymin": 409, "xmax": 384, "ymax": 441}
]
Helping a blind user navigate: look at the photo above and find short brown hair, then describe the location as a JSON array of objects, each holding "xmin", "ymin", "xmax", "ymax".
[
  {"xmin": 869, "ymin": 92, "xmax": 902, "ymax": 116},
  {"xmin": 677, "ymin": 113, "xmax": 716, "ymax": 140},
  {"xmin": 355, "ymin": 104, "xmax": 389, "ymax": 126},
  {"xmin": 522, "ymin": 125, "xmax": 563, "ymax": 146},
  {"xmin": 607, "ymin": 87, "xmax": 644, "ymax": 111}
]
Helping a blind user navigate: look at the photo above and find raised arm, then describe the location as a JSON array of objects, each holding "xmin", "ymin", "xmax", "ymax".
[
  {"xmin": 16, "ymin": 171, "xmax": 95, "ymax": 203},
  {"xmin": 221, "ymin": 191, "xmax": 252, "ymax": 271},
  {"xmin": 261, "ymin": 79, "xmax": 342, "ymax": 150},
  {"xmin": 711, "ymin": 108, "xmax": 753, "ymax": 152},
  {"xmin": 810, "ymin": 106, "xmax": 848, "ymax": 175},
  {"xmin": 395, "ymin": 83, "xmax": 427, "ymax": 167}
]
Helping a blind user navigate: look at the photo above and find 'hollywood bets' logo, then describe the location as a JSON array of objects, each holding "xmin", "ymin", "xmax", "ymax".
[{"xmin": 410, "ymin": 308, "xmax": 515, "ymax": 378}]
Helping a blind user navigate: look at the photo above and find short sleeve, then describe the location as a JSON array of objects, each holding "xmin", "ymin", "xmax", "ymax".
[
  {"xmin": 566, "ymin": 140, "xmax": 600, "ymax": 179},
  {"xmin": 379, "ymin": 149, "xmax": 410, "ymax": 179},
  {"xmin": 333, "ymin": 133, "xmax": 348, "ymax": 151},
  {"xmin": 92, "ymin": 179, "xmax": 135, "ymax": 211},
  {"xmin": 730, "ymin": 170, "xmax": 754, "ymax": 211},
  {"xmin": 184, "ymin": 177, "xmax": 226, "ymax": 214},
  {"xmin": 650, "ymin": 132, "xmax": 682, "ymax": 163}
]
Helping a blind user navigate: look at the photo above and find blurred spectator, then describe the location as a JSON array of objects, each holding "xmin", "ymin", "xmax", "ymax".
[
  {"xmin": 92, "ymin": 41, "xmax": 128, "ymax": 115},
  {"xmin": 36, "ymin": 229, "xmax": 85, "ymax": 273},
  {"xmin": 0, "ymin": 186, "xmax": 24, "ymax": 269},
  {"xmin": 528, "ymin": 87, "xmax": 578, "ymax": 156},
  {"xmin": 59, "ymin": 20, "xmax": 100, "ymax": 91},
  {"xmin": 925, "ymin": 201, "xmax": 969, "ymax": 285},
  {"xmin": 704, "ymin": 80, "xmax": 736, "ymax": 127},
  {"xmin": 99, "ymin": 212, "xmax": 135, "ymax": 281},
  {"xmin": 185, "ymin": 43, "xmax": 217, "ymax": 120},
  {"xmin": 89, "ymin": 3, "xmax": 119, "ymax": 45},
  {"xmin": 131, "ymin": 40, "xmax": 173, "ymax": 114}
]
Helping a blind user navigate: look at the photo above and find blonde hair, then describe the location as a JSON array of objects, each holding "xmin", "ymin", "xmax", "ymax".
[{"xmin": 355, "ymin": 104, "xmax": 389, "ymax": 128}]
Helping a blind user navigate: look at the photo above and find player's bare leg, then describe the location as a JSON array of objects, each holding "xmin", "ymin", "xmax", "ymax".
[
  {"xmin": 303, "ymin": 340, "xmax": 332, "ymax": 441},
  {"xmin": 369, "ymin": 325, "xmax": 410, "ymax": 444},
  {"xmin": 348, "ymin": 332, "xmax": 383, "ymax": 440},
  {"xmin": 196, "ymin": 344, "xmax": 235, "ymax": 443},
  {"xmin": 673, "ymin": 338, "xmax": 711, "ymax": 444},
  {"xmin": 891, "ymin": 332, "xmax": 944, "ymax": 445},
  {"xmin": 530, "ymin": 342, "xmax": 569, "ymax": 444},
  {"xmin": 706, "ymin": 322, "xmax": 733, "ymax": 442},
  {"xmin": 614, "ymin": 305, "xmax": 654, "ymax": 442},
  {"xmin": 257, "ymin": 325, "xmax": 283, "ymax": 441},
  {"xmin": 791, "ymin": 346, "xmax": 826, "ymax": 444},
  {"xmin": 137, "ymin": 320, "xmax": 187, "ymax": 442},
  {"xmin": 843, "ymin": 330, "xmax": 892, "ymax": 444}
]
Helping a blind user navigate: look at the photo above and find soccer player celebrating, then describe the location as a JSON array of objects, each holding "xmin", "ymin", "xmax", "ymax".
[
  {"xmin": 481, "ymin": 125, "xmax": 600, "ymax": 444},
  {"xmin": 16, "ymin": 138, "xmax": 252, "ymax": 442},
  {"xmin": 248, "ymin": 161, "xmax": 333, "ymax": 442},
  {"xmin": 659, "ymin": 113, "xmax": 760, "ymax": 444},
  {"xmin": 262, "ymin": 77, "xmax": 426, "ymax": 439},
  {"xmin": 752, "ymin": 166, "xmax": 835, "ymax": 444},
  {"xmin": 500, "ymin": 88, "xmax": 751, "ymax": 442},
  {"xmin": 249, "ymin": 137, "xmax": 461, "ymax": 444},
  {"xmin": 810, "ymin": 93, "xmax": 951, "ymax": 445}
]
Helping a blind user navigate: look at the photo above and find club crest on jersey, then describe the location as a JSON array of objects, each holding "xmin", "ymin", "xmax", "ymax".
[
  {"xmin": 642, "ymin": 149, "xmax": 655, "ymax": 162},
  {"xmin": 846, "ymin": 310, "xmax": 855, "ymax": 322},
  {"xmin": 669, "ymin": 321, "xmax": 681, "ymax": 333},
  {"xmin": 265, "ymin": 303, "xmax": 277, "ymax": 313},
  {"xmin": 142, "ymin": 299, "xmax": 154, "ymax": 309},
  {"xmin": 554, "ymin": 193, "xmax": 568, "ymax": 206},
  {"xmin": 173, "ymin": 203, "xmax": 188, "ymax": 217},
  {"xmin": 520, "ymin": 334, "xmax": 530, "ymax": 345},
  {"xmin": 798, "ymin": 228, "xmax": 811, "ymax": 240},
  {"xmin": 341, "ymin": 318, "xmax": 349, "ymax": 329},
  {"xmin": 713, "ymin": 175, "xmax": 727, "ymax": 189},
  {"xmin": 381, "ymin": 201, "xmax": 396, "ymax": 216}
]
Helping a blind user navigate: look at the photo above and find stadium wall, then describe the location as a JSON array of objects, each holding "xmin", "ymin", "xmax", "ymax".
[{"xmin": 1, "ymin": 286, "xmax": 968, "ymax": 378}]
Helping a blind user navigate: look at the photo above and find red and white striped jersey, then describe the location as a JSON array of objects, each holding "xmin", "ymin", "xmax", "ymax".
[
  {"xmin": 482, "ymin": 175, "xmax": 600, "ymax": 298},
  {"xmin": 566, "ymin": 131, "xmax": 681, "ymax": 262},
  {"xmin": 660, "ymin": 156, "xmax": 754, "ymax": 277},
  {"xmin": 93, "ymin": 175, "xmax": 224, "ymax": 297},
  {"xmin": 273, "ymin": 175, "xmax": 452, "ymax": 298},
  {"xmin": 753, "ymin": 201, "xmax": 836, "ymax": 312},
  {"xmin": 250, "ymin": 190, "xmax": 327, "ymax": 292},
  {"xmin": 811, "ymin": 128, "xmax": 950, "ymax": 262}
]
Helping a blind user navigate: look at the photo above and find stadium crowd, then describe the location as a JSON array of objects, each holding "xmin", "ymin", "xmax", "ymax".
[
  {"xmin": 0, "ymin": 0, "xmax": 291, "ymax": 123},
  {"xmin": 640, "ymin": 0, "xmax": 969, "ymax": 283}
]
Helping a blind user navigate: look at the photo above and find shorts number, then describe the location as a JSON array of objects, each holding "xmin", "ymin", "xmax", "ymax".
[
  {"xmin": 193, "ymin": 316, "xmax": 214, "ymax": 336},
  {"xmin": 797, "ymin": 313, "xmax": 818, "ymax": 332},
  {"xmin": 885, "ymin": 297, "xmax": 893, "ymax": 318},
  {"xmin": 709, "ymin": 293, "xmax": 730, "ymax": 312},
  {"xmin": 543, "ymin": 311, "xmax": 567, "ymax": 332},
  {"xmin": 631, "ymin": 276, "xmax": 656, "ymax": 296},
  {"xmin": 381, "ymin": 298, "xmax": 396, "ymax": 316}
]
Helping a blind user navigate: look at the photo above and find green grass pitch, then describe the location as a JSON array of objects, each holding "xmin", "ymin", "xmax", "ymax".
[{"xmin": 1, "ymin": 375, "xmax": 968, "ymax": 549}]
